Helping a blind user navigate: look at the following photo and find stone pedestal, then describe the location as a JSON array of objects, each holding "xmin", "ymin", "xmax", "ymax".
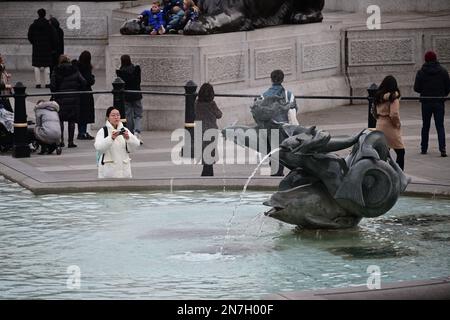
[
  {"xmin": 103, "ymin": 9, "xmax": 450, "ymax": 131},
  {"xmin": 0, "ymin": 1, "xmax": 126, "ymax": 71},
  {"xmin": 105, "ymin": 22, "xmax": 347, "ymax": 130}
]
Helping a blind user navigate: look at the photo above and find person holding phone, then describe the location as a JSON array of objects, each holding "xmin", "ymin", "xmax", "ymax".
[{"xmin": 94, "ymin": 107, "xmax": 141, "ymax": 179}]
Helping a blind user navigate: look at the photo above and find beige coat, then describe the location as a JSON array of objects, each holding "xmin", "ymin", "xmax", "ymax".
[{"xmin": 375, "ymin": 92, "xmax": 404, "ymax": 149}]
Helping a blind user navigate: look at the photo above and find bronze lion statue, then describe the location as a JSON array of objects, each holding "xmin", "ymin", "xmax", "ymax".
[{"xmin": 185, "ymin": 0, "xmax": 325, "ymax": 35}]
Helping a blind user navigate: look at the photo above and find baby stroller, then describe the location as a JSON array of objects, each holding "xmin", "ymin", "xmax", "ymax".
[
  {"xmin": 0, "ymin": 107, "xmax": 42, "ymax": 154},
  {"xmin": 0, "ymin": 107, "xmax": 14, "ymax": 153}
]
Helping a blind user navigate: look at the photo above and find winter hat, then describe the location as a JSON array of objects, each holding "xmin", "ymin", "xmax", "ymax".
[{"xmin": 424, "ymin": 51, "xmax": 437, "ymax": 62}]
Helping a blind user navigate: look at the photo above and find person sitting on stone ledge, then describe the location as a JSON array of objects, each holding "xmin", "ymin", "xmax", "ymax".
[
  {"xmin": 139, "ymin": 1, "xmax": 166, "ymax": 35},
  {"xmin": 178, "ymin": 0, "xmax": 200, "ymax": 34},
  {"xmin": 166, "ymin": 5, "xmax": 185, "ymax": 34},
  {"xmin": 162, "ymin": 0, "xmax": 183, "ymax": 21}
]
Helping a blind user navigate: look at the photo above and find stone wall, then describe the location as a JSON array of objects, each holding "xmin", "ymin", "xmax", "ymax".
[
  {"xmin": 325, "ymin": 0, "xmax": 450, "ymax": 12},
  {"xmin": 103, "ymin": 22, "xmax": 348, "ymax": 130},
  {"xmin": 346, "ymin": 28, "xmax": 450, "ymax": 97},
  {"xmin": 0, "ymin": 1, "xmax": 131, "ymax": 71}
]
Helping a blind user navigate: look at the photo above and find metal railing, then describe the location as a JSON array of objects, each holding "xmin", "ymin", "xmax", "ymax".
[{"xmin": 1, "ymin": 78, "xmax": 449, "ymax": 158}]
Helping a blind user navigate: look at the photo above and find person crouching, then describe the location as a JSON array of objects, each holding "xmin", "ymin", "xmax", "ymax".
[
  {"xmin": 94, "ymin": 107, "xmax": 141, "ymax": 179},
  {"xmin": 34, "ymin": 100, "xmax": 62, "ymax": 155}
]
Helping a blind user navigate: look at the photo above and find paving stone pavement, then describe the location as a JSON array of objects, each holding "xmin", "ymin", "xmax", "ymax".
[{"xmin": 0, "ymin": 72, "xmax": 449, "ymax": 196}]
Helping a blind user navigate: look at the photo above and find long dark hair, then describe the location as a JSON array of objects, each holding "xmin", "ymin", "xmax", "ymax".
[
  {"xmin": 120, "ymin": 55, "xmax": 132, "ymax": 68},
  {"xmin": 375, "ymin": 75, "xmax": 401, "ymax": 105},
  {"xmin": 0, "ymin": 54, "xmax": 4, "ymax": 73},
  {"xmin": 49, "ymin": 16, "xmax": 60, "ymax": 29},
  {"xmin": 78, "ymin": 51, "xmax": 92, "ymax": 71},
  {"xmin": 197, "ymin": 83, "xmax": 214, "ymax": 103}
]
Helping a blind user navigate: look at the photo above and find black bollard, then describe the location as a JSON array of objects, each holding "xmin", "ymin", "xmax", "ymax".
[
  {"xmin": 367, "ymin": 83, "xmax": 378, "ymax": 129},
  {"xmin": 112, "ymin": 77, "xmax": 127, "ymax": 127},
  {"xmin": 12, "ymin": 82, "xmax": 30, "ymax": 158},
  {"xmin": 181, "ymin": 80, "xmax": 197, "ymax": 158}
]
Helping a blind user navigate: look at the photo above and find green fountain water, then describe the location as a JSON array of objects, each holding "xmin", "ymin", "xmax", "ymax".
[{"xmin": 0, "ymin": 176, "xmax": 448, "ymax": 299}]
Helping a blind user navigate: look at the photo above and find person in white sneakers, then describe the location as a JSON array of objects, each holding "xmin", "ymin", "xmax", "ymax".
[{"xmin": 27, "ymin": 8, "xmax": 55, "ymax": 88}]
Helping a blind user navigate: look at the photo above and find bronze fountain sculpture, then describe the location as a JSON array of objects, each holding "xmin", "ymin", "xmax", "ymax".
[
  {"xmin": 223, "ymin": 96, "xmax": 411, "ymax": 229},
  {"xmin": 120, "ymin": 0, "xmax": 325, "ymax": 35}
]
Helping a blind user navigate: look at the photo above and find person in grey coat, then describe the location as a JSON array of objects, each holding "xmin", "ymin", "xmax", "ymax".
[{"xmin": 34, "ymin": 100, "xmax": 62, "ymax": 155}]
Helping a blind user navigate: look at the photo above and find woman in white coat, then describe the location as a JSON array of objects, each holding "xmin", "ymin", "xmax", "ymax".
[{"xmin": 94, "ymin": 106, "xmax": 141, "ymax": 178}]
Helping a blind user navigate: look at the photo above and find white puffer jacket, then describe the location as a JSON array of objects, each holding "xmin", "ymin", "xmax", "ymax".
[{"xmin": 94, "ymin": 120, "xmax": 141, "ymax": 178}]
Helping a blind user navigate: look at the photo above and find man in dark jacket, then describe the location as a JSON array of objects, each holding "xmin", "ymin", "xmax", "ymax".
[
  {"xmin": 414, "ymin": 51, "xmax": 450, "ymax": 157},
  {"xmin": 116, "ymin": 55, "xmax": 143, "ymax": 143},
  {"xmin": 28, "ymin": 8, "xmax": 56, "ymax": 88}
]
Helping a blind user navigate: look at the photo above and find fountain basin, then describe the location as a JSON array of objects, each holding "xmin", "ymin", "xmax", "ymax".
[{"xmin": 0, "ymin": 177, "xmax": 448, "ymax": 299}]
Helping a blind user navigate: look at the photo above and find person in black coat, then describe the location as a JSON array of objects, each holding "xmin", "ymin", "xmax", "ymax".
[
  {"xmin": 194, "ymin": 83, "xmax": 222, "ymax": 176},
  {"xmin": 50, "ymin": 55, "xmax": 87, "ymax": 148},
  {"xmin": 74, "ymin": 51, "xmax": 95, "ymax": 140},
  {"xmin": 27, "ymin": 8, "xmax": 56, "ymax": 88},
  {"xmin": 49, "ymin": 16, "xmax": 64, "ymax": 77},
  {"xmin": 116, "ymin": 55, "xmax": 143, "ymax": 142},
  {"xmin": 414, "ymin": 51, "xmax": 450, "ymax": 157}
]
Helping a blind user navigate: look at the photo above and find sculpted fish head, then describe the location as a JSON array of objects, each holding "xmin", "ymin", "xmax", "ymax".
[
  {"xmin": 279, "ymin": 126, "xmax": 331, "ymax": 154},
  {"xmin": 263, "ymin": 183, "xmax": 355, "ymax": 229}
]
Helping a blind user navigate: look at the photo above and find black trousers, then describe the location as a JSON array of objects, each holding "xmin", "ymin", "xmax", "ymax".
[
  {"xmin": 421, "ymin": 102, "xmax": 446, "ymax": 152},
  {"xmin": 394, "ymin": 148, "xmax": 405, "ymax": 171},
  {"xmin": 60, "ymin": 121, "xmax": 75, "ymax": 144},
  {"xmin": 201, "ymin": 135, "xmax": 217, "ymax": 177}
]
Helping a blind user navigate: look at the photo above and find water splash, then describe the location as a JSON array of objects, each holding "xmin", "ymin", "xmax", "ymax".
[
  {"xmin": 169, "ymin": 252, "xmax": 236, "ymax": 262},
  {"xmin": 257, "ymin": 217, "xmax": 267, "ymax": 236},
  {"xmin": 221, "ymin": 159, "xmax": 227, "ymax": 193},
  {"xmin": 220, "ymin": 148, "xmax": 281, "ymax": 254}
]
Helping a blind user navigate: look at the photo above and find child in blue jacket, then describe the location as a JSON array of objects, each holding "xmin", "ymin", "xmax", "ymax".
[{"xmin": 140, "ymin": 1, "xmax": 166, "ymax": 35}]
